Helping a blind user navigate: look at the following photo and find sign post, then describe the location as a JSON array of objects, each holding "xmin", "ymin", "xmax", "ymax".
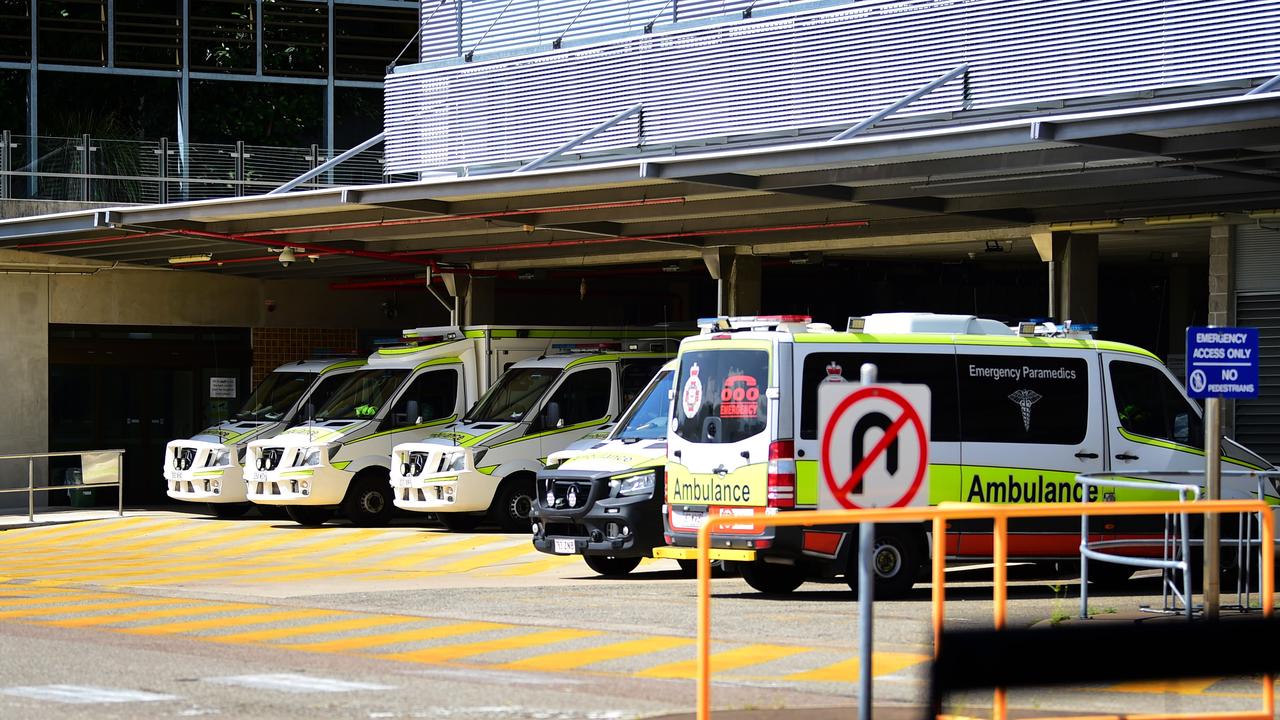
[
  {"xmin": 1186, "ymin": 326, "xmax": 1259, "ymax": 620},
  {"xmin": 818, "ymin": 364, "xmax": 930, "ymax": 720}
]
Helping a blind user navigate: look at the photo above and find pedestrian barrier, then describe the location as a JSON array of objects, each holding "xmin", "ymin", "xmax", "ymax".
[
  {"xmin": 692, "ymin": 499, "xmax": 1274, "ymax": 720},
  {"xmin": 0, "ymin": 450, "xmax": 125, "ymax": 521},
  {"xmin": 1077, "ymin": 470, "xmax": 1280, "ymax": 620}
]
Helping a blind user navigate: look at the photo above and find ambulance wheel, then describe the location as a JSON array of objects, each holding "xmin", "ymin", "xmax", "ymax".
[
  {"xmin": 208, "ymin": 502, "xmax": 251, "ymax": 519},
  {"xmin": 286, "ymin": 505, "xmax": 333, "ymax": 526},
  {"xmin": 584, "ymin": 555, "xmax": 642, "ymax": 577},
  {"xmin": 739, "ymin": 561, "xmax": 806, "ymax": 594},
  {"xmin": 493, "ymin": 475, "xmax": 536, "ymax": 532},
  {"xmin": 343, "ymin": 472, "xmax": 394, "ymax": 527},
  {"xmin": 846, "ymin": 525, "xmax": 923, "ymax": 600},
  {"xmin": 1085, "ymin": 563, "xmax": 1135, "ymax": 588},
  {"xmin": 257, "ymin": 504, "xmax": 289, "ymax": 520},
  {"xmin": 437, "ymin": 513, "xmax": 483, "ymax": 533}
]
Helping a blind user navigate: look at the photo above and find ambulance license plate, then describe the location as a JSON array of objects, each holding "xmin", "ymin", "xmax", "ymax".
[
  {"xmin": 250, "ymin": 471, "xmax": 266, "ymax": 482},
  {"xmin": 553, "ymin": 538, "xmax": 576, "ymax": 554},
  {"xmin": 672, "ymin": 509, "xmax": 707, "ymax": 529}
]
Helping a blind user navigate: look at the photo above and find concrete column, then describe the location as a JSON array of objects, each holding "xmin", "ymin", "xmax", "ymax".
[
  {"xmin": 727, "ymin": 254, "xmax": 761, "ymax": 316},
  {"xmin": 463, "ymin": 275, "xmax": 496, "ymax": 326},
  {"xmin": 0, "ymin": 274, "xmax": 49, "ymax": 509},
  {"xmin": 1031, "ymin": 231, "xmax": 1098, "ymax": 323},
  {"xmin": 1208, "ymin": 224, "xmax": 1234, "ymax": 436}
]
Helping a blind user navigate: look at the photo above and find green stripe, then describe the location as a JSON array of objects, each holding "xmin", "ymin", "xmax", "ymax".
[
  {"xmin": 414, "ymin": 357, "xmax": 462, "ymax": 371},
  {"xmin": 477, "ymin": 465, "xmax": 498, "ymax": 475},
  {"xmin": 346, "ymin": 415, "xmax": 458, "ymax": 444},
  {"xmin": 491, "ymin": 417, "xmax": 610, "ymax": 447},
  {"xmin": 376, "ymin": 340, "xmax": 458, "ymax": 356},
  {"xmin": 332, "ymin": 461, "xmax": 351, "ymax": 470},
  {"xmin": 565, "ymin": 352, "xmax": 671, "ymax": 369},
  {"xmin": 192, "ymin": 470, "xmax": 224, "ymax": 478},
  {"xmin": 1116, "ymin": 427, "xmax": 1265, "ymax": 470},
  {"xmin": 790, "ymin": 333, "xmax": 1159, "ymax": 361},
  {"xmin": 320, "ymin": 359, "xmax": 366, "ymax": 374}
]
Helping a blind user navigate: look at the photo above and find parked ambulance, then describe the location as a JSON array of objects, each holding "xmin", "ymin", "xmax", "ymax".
[
  {"xmin": 245, "ymin": 327, "xmax": 669, "ymax": 526},
  {"xmin": 163, "ymin": 357, "xmax": 364, "ymax": 518},
  {"xmin": 655, "ymin": 313, "xmax": 1275, "ymax": 597},
  {"xmin": 529, "ymin": 360, "xmax": 675, "ymax": 576},
  {"xmin": 390, "ymin": 350, "xmax": 673, "ymax": 531}
]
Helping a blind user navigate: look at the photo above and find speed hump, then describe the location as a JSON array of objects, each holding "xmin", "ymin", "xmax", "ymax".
[{"xmin": 818, "ymin": 383, "xmax": 931, "ymax": 510}]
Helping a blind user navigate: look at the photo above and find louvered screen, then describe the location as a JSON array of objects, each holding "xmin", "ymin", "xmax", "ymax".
[
  {"xmin": 1237, "ymin": 225, "xmax": 1280, "ymax": 294},
  {"xmin": 1235, "ymin": 293, "xmax": 1280, "ymax": 465},
  {"xmin": 388, "ymin": 0, "xmax": 1280, "ymax": 174}
]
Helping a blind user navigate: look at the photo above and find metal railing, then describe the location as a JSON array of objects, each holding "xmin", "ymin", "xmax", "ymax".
[
  {"xmin": 0, "ymin": 450, "xmax": 125, "ymax": 522},
  {"xmin": 692, "ymin": 500, "xmax": 1275, "ymax": 720},
  {"xmin": 0, "ymin": 132, "xmax": 415, "ymax": 205}
]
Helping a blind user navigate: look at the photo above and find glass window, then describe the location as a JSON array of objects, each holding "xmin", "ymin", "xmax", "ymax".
[
  {"xmin": 957, "ymin": 354, "xmax": 1089, "ymax": 444},
  {"xmin": 1109, "ymin": 360, "xmax": 1204, "ymax": 448},
  {"xmin": 534, "ymin": 367, "xmax": 612, "ymax": 431},
  {"xmin": 310, "ymin": 369, "xmax": 409, "ymax": 421},
  {"xmin": 385, "ymin": 369, "xmax": 459, "ymax": 429},
  {"xmin": 234, "ymin": 371, "xmax": 312, "ymax": 422},
  {"xmin": 466, "ymin": 367, "xmax": 562, "ymax": 423},
  {"xmin": 672, "ymin": 349, "xmax": 769, "ymax": 444},
  {"xmin": 294, "ymin": 372, "xmax": 349, "ymax": 421},
  {"xmin": 799, "ymin": 352, "xmax": 960, "ymax": 442},
  {"xmin": 620, "ymin": 358, "xmax": 665, "ymax": 410},
  {"xmin": 615, "ymin": 370, "xmax": 674, "ymax": 441}
]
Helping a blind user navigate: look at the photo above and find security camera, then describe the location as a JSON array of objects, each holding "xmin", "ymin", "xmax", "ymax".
[{"xmin": 279, "ymin": 247, "xmax": 296, "ymax": 268}]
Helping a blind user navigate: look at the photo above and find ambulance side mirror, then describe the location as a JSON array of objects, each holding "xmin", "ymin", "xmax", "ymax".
[{"xmin": 543, "ymin": 401, "xmax": 562, "ymax": 429}]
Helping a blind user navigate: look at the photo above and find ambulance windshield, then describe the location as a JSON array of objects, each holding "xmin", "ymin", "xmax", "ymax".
[
  {"xmin": 615, "ymin": 370, "xmax": 674, "ymax": 441},
  {"xmin": 234, "ymin": 372, "xmax": 312, "ymax": 422},
  {"xmin": 311, "ymin": 369, "xmax": 410, "ymax": 421},
  {"xmin": 672, "ymin": 349, "xmax": 769, "ymax": 444},
  {"xmin": 465, "ymin": 368, "xmax": 562, "ymax": 423}
]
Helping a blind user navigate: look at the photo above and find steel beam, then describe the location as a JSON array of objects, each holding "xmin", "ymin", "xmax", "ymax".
[
  {"xmin": 269, "ymin": 133, "xmax": 386, "ymax": 194},
  {"xmin": 518, "ymin": 103, "xmax": 645, "ymax": 173},
  {"xmin": 830, "ymin": 63, "xmax": 969, "ymax": 142}
]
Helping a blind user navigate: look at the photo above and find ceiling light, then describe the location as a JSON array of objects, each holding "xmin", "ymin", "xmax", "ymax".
[
  {"xmin": 984, "ymin": 240, "xmax": 1004, "ymax": 253},
  {"xmin": 1143, "ymin": 213, "xmax": 1224, "ymax": 226},
  {"xmin": 1048, "ymin": 219, "xmax": 1123, "ymax": 231},
  {"xmin": 168, "ymin": 253, "xmax": 212, "ymax": 264}
]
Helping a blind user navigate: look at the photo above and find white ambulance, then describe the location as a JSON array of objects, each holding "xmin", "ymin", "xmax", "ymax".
[
  {"xmin": 655, "ymin": 313, "xmax": 1276, "ymax": 597},
  {"xmin": 163, "ymin": 357, "xmax": 364, "ymax": 518},
  {"xmin": 245, "ymin": 327, "xmax": 671, "ymax": 526},
  {"xmin": 530, "ymin": 360, "xmax": 676, "ymax": 576},
  {"xmin": 390, "ymin": 351, "xmax": 673, "ymax": 531}
]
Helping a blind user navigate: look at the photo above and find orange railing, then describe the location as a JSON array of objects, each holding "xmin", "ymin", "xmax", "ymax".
[{"xmin": 694, "ymin": 500, "xmax": 1275, "ymax": 720}]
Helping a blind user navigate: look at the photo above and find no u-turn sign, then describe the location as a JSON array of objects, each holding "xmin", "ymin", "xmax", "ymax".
[{"xmin": 818, "ymin": 383, "xmax": 931, "ymax": 509}]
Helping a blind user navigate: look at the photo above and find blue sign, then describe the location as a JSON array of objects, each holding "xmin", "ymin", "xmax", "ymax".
[{"xmin": 1185, "ymin": 327, "xmax": 1260, "ymax": 399}]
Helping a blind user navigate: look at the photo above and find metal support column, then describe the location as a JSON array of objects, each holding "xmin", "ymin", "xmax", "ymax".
[
  {"xmin": 233, "ymin": 140, "xmax": 246, "ymax": 196},
  {"xmin": 27, "ymin": 0, "xmax": 38, "ymax": 197},
  {"xmin": 1, "ymin": 130, "xmax": 10, "ymax": 199},
  {"xmin": 325, "ymin": 0, "xmax": 335, "ymax": 180},
  {"xmin": 255, "ymin": 0, "xmax": 264, "ymax": 75},
  {"xmin": 27, "ymin": 457, "xmax": 34, "ymax": 522},
  {"xmin": 177, "ymin": 0, "xmax": 190, "ymax": 199},
  {"xmin": 80, "ymin": 133, "xmax": 92, "ymax": 201},
  {"xmin": 857, "ymin": 362, "xmax": 878, "ymax": 720},
  {"xmin": 106, "ymin": 0, "xmax": 115, "ymax": 67},
  {"xmin": 157, "ymin": 137, "xmax": 169, "ymax": 203},
  {"xmin": 1205, "ymin": 395, "xmax": 1223, "ymax": 620}
]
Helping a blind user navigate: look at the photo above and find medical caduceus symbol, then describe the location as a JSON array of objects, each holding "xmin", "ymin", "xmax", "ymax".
[{"xmin": 1008, "ymin": 389, "xmax": 1042, "ymax": 432}]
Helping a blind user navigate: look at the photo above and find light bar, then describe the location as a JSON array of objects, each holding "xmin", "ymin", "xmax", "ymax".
[
  {"xmin": 1017, "ymin": 322, "xmax": 1037, "ymax": 337},
  {"xmin": 847, "ymin": 317, "xmax": 866, "ymax": 333},
  {"xmin": 168, "ymin": 253, "xmax": 213, "ymax": 265},
  {"xmin": 1048, "ymin": 219, "xmax": 1122, "ymax": 231}
]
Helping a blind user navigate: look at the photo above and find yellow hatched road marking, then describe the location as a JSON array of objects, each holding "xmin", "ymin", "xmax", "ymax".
[
  {"xmin": 210, "ymin": 615, "xmax": 393, "ymax": 643},
  {"xmin": 0, "ymin": 592, "xmax": 120, "ymax": 607},
  {"xmin": 635, "ymin": 644, "xmax": 809, "ymax": 679},
  {"xmin": 0, "ymin": 518, "xmax": 158, "ymax": 549},
  {"xmin": 38, "ymin": 602, "xmax": 257, "ymax": 628},
  {"xmin": 380, "ymin": 628, "xmax": 601, "ymax": 664},
  {"xmin": 1104, "ymin": 678, "xmax": 1223, "ymax": 695},
  {"xmin": 371, "ymin": 535, "xmax": 512, "ymax": 570},
  {"xmin": 79, "ymin": 560, "xmax": 327, "ymax": 587},
  {"xmin": 123, "ymin": 608, "xmax": 336, "ymax": 636},
  {"xmin": 283, "ymin": 621, "xmax": 511, "ymax": 653},
  {"xmin": 0, "ymin": 597, "xmax": 172, "ymax": 619},
  {"xmin": 72, "ymin": 518, "xmax": 193, "ymax": 548},
  {"xmin": 0, "ymin": 524, "xmax": 262, "ymax": 571},
  {"xmin": 175, "ymin": 524, "xmax": 282, "ymax": 554},
  {"xmin": 322, "ymin": 531, "xmax": 447, "ymax": 564},
  {"xmin": 431, "ymin": 543, "xmax": 544, "ymax": 573},
  {"xmin": 488, "ymin": 555, "xmax": 579, "ymax": 577},
  {"xmin": 782, "ymin": 651, "xmax": 931, "ymax": 682},
  {"xmin": 206, "ymin": 525, "xmax": 376, "ymax": 558},
  {"xmin": 99, "ymin": 520, "xmax": 251, "ymax": 553},
  {"xmin": 500, "ymin": 636, "xmax": 693, "ymax": 672}
]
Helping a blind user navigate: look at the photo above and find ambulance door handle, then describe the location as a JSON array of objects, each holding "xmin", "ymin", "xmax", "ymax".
[
  {"xmin": 1074, "ymin": 451, "xmax": 1098, "ymax": 460},
  {"xmin": 1115, "ymin": 452, "xmax": 1140, "ymax": 462},
  {"xmin": 673, "ymin": 450, "xmax": 681, "ymax": 459},
  {"xmin": 740, "ymin": 451, "xmax": 750, "ymax": 460}
]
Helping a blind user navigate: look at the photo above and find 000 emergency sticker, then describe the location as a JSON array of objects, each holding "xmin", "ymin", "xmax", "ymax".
[{"xmin": 681, "ymin": 363, "xmax": 703, "ymax": 419}]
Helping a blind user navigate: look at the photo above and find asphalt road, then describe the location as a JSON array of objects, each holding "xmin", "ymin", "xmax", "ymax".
[{"xmin": 0, "ymin": 511, "xmax": 1269, "ymax": 719}]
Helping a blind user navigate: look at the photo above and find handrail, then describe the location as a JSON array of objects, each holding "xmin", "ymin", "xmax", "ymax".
[
  {"xmin": 0, "ymin": 449, "xmax": 125, "ymax": 522},
  {"xmin": 693, "ymin": 500, "xmax": 1274, "ymax": 720}
]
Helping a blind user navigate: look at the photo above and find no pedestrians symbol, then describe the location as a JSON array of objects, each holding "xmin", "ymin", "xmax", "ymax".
[{"xmin": 818, "ymin": 383, "xmax": 931, "ymax": 509}]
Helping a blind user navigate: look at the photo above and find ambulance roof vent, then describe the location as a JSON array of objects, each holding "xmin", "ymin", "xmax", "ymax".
[{"xmin": 849, "ymin": 313, "xmax": 1015, "ymax": 336}]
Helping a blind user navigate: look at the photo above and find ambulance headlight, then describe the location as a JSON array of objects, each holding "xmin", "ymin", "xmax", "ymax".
[
  {"xmin": 211, "ymin": 479, "xmax": 221, "ymax": 491},
  {"xmin": 617, "ymin": 471, "xmax": 657, "ymax": 497},
  {"xmin": 209, "ymin": 449, "xmax": 231, "ymax": 467},
  {"xmin": 301, "ymin": 447, "xmax": 323, "ymax": 467}
]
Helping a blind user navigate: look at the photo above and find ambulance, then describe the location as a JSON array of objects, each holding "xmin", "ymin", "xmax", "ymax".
[
  {"xmin": 529, "ymin": 360, "xmax": 675, "ymax": 576},
  {"xmin": 390, "ymin": 350, "xmax": 674, "ymax": 531},
  {"xmin": 654, "ymin": 313, "xmax": 1276, "ymax": 597},
  {"xmin": 245, "ymin": 327, "xmax": 671, "ymax": 526},
  {"xmin": 163, "ymin": 357, "xmax": 364, "ymax": 518}
]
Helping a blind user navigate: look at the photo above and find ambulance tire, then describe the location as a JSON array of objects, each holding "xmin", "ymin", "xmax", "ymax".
[
  {"xmin": 208, "ymin": 502, "xmax": 251, "ymax": 519},
  {"xmin": 584, "ymin": 555, "xmax": 642, "ymax": 577},
  {"xmin": 257, "ymin": 504, "xmax": 289, "ymax": 520},
  {"xmin": 343, "ymin": 472, "xmax": 395, "ymax": 527},
  {"xmin": 286, "ymin": 505, "xmax": 334, "ymax": 526},
  {"xmin": 845, "ymin": 525, "xmax": 924, "ymax": 600},
  {"xmin": 493, "ymin": 474, "xmax": 537, "ymax": 532},
  {"xmin": 739, "ymin": 561, "xmax": 806, "ymax": 594},
  {"xmin": 437, "ymin": 513, "xmax": 484, "ymax": 533}
]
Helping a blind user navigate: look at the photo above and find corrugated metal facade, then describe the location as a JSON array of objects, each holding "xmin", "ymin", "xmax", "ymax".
[
  {"xmin": 1235, "ymin": 226, "xmax": 1280, "ymax": 464},
  {"xmin": 387, "ymin": 0, "xmax": 1280, "ymax": 174}
]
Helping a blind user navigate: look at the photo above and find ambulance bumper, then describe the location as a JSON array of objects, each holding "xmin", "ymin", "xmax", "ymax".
[
  {"xmin": 390, "ymin": 470, "xmax": 496, "ymax": 513},
  {"xmin": 244, "ymin": 466, "xmax": 348, "ymax": 505},
  {"xmin": 164, "ymin": 465, "xmax": 247, "ymax": 503}
]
